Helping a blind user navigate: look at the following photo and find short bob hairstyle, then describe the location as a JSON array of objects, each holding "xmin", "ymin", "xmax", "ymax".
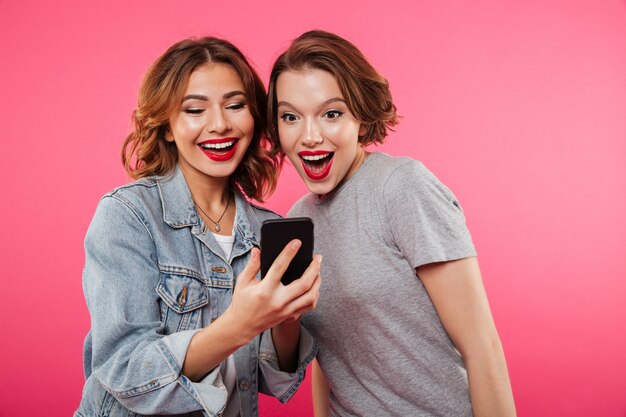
[
  {"xmin": 267, "ymin": 30, "xmax": 398, "ymax": 157},
  {"xmin": 122, "ymin": 37, "xmax": 278, "ymax": 201}
]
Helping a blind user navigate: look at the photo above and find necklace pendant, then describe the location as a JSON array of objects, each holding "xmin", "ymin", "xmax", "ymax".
[{"xmin": 214, "ymin": 224, "xmax": 221, "ymax": 232}]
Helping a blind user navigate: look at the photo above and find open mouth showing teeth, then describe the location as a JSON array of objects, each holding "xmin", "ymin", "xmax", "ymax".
[
  {"xmin": 199, "ymin": 140, "xmax": 236, "ymax": 154},
  {"xmin": 301, "ymin": 152, "xmax": 334, "ymax": 175}
]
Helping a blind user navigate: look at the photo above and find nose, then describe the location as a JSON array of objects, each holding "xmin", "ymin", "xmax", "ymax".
[
  {"xmin": 207, "ymin": 106, "xmax": 230, "ymax": 134},
  {"xmin": 302, "ymin": 118, "xmax": 323, "ymax": 146}
]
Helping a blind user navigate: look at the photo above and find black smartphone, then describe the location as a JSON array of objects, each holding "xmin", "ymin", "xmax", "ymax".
[{"xmin": 260, "ymin": 217, "xmax": 314, "ymax": 285}]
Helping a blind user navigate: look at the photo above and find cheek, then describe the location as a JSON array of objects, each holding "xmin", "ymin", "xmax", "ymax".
[
  {"xmin": 229, "ymin": 111, "xmax": 254, "ymax": 138},
  {"xmin": 278, "ymin": 126, "xmax": 297, "ymax": 151},
  {"xmin": 175, "ymin": 118, "xmax": 204, "ymax": 137},
  {"xmin": 326, "ymin": 123, "xmax": 360, "ymax": 146},
  {"xmin": 240, "ymin": 113, "xmax": 255, "ymax": 136}
]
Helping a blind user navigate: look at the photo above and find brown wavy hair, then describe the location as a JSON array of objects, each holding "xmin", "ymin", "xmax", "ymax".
[
  {"xmin": 267, "ymin": 30, "xmax": 399, "ymax": 159},
  {"xmin": 122, "ymin": 37, "xmax": 278, "ymax": 201}
]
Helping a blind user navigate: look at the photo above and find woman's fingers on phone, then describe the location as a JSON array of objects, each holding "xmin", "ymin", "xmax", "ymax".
[
  {"xmin": 263, "ymin": 239, "xmax": 301, "ymax": 286},
  {"xmin": 284, "ymin": 254, "xmax": 322, "ymax": 297},
  {"xmin": 286, "ymin": 290, "xmax": 321, "ymax": 318},
  {"xmin": 285, "ymin": 270, "xmax": 321, "ymax": 314}
]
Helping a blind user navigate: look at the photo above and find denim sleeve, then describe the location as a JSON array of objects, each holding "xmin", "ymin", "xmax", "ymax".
[
  {"xmin": 257, "ymin": 325, "xmax": 317, "ymax": 402},
  {"xmin": 83, "ymin": 195, "xmax": 227, "ymax": 415}
]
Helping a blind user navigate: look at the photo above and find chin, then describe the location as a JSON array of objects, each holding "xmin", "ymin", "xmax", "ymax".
[
  {"xmin": 203, "ymin": 164, "xmax": 238, "ymax": 179},
  {"xmin": 303, "ymin": 179, "xmax": 335, "ymax": 196}
]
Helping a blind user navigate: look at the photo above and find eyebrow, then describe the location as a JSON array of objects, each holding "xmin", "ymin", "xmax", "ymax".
[
  {"xmin": 182, "ymin": 90, "xmax": 246, "ymax": 102},
  {"xmin": 278, "ymin": 97, "xmax": 346, "ymax": 109}
]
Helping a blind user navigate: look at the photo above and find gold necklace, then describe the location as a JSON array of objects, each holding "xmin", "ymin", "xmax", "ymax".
[{"xmin": 193, "ymin": 195, "xmax": 231, "ymax": 233}]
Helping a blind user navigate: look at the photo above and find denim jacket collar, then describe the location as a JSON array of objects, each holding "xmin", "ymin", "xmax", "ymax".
[
  {"xmin": 156, "ymin": 164, "xmax": 260, "ymax": 259},
  {"xmin": 157, "ymin": 165, "xmax": 199, "ymax": 228}
]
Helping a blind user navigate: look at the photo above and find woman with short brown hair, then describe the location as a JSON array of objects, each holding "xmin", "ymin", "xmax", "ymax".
[{"xmin": 268, "ymin": 30, "xmax": 515, "ymax": 417}]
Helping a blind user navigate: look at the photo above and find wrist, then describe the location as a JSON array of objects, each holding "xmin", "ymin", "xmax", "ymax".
[
  {"xmin": 274, "ymin": 317, "xmax": 301, "ymax": 334},
  {"xmin": 218, "ymin": 308, "xmax": 256, "ymax": 348},
  {"xmin": 272, "ymin": 318, "xmax": 301, "ymax": 347}
]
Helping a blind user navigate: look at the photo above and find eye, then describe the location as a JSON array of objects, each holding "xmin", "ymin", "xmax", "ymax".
[
  {"xmin": 280, "ymin": 112, "xmax": 299, "ymax": 123},
  {"xmin": 226, "ymin": 101, "xmax": 247, "ymax": 111},
  {"xmin": 183, "ymin": 108, "xmax": 204, "ymax": 115},
  {"xmin": 323, "ymin": 110, "xmax": 343, "ymax": 120}
]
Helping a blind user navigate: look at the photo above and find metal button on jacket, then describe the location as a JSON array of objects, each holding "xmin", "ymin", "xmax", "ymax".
[{"xmin": 238, "ymin": 379, "xmax": 250, "ymax": 391}]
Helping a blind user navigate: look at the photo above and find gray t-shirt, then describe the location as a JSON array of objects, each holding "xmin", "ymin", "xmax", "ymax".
[{"xmin": 289, "ymin": 152, "xmax": 476, "ymax": 416}]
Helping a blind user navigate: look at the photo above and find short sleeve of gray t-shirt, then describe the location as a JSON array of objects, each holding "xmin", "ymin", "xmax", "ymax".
[
  {"xmin": 383, "ymin": 156, "xmax": 476, "ymax": 268},
  {"xmin": 289, "ymin": 153, "xmax": 476, "ymax": 417}
]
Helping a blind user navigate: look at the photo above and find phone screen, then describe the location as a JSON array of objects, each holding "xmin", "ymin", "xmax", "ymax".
[{"xmin": 260, "ymin": 217, "xmax": 314, "ymax": 285}]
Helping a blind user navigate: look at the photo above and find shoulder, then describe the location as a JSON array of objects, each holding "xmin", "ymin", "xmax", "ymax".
[
  {"xmin": 287, "ymin": 193, "xmax": 317, "ymax": 217},
  {"xmin": 92, "ymin": 176, "xmax": 161, "ymax": 232},
  {"xmin": 105, "ymin": 176, "xmax": 160, "ymax": 208},
  {"xmin": 248, "ymin": 201, "xmax": 281, "ymax": 222},
  {"xmin": 358, "ymin": 153, "xmax": 433, "ymax": 198},
  {"xmin": 240, "ymin": 199, "xmax": 281, "ymax": 239},
  {"xmin": 371, "ymin": 154, "xmax": 463, "ymax": 220},
  {"xmin": 377, "ymin": 154, "xmax": 449, "ymax": 196},
  {"xmin": 357, "ymin": 152, "xmax": 424, "ymax": 186},
  {"xmin": 366, "ymin": 152, "xmax": 424, "ymax": 178}
]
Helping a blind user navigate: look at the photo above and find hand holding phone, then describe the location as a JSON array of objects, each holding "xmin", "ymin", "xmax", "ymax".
[
  {"xmin": 223, "ymin": 222, "xmax": 320, "ymax": 344},
  {"xmin": 260, "ymin": 217, "xmax": 314, "ymax": 285}
]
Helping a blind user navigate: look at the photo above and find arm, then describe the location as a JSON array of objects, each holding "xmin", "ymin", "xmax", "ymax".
[
  {"xmin": 84, "ymin": 196, "xmax": 228, "ymax": 414},
  {"xmin": 271, "ymin": 319, "xmax": 301, "ymax": 373},
  {"xmin": 417, "ymin": 257, "xmax": 516, "ymax": 417},
  {"xmin": 311, "ymin": 358, "xmax": 329, "ymax": 417}
]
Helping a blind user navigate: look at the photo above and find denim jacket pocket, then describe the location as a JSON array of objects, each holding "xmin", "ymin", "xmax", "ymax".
[{"xmin": 157, "ymin": 265, "xmax": 208, "ymax": 332}]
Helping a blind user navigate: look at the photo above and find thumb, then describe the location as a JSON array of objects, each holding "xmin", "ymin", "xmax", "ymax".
[{"xmin": 236, "ymin": 247, "xmax": 261, "ymax": 288}]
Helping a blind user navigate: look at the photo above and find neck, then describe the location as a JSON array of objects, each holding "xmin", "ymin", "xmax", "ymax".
[{"xmin": 178, "ymin": 163, "xmax": 231, "ymax": 210}]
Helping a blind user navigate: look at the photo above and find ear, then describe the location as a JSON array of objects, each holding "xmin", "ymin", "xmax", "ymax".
[
  {"xmin": 358, "ymin": 124, "xmax": 368, "ymax": 137},
  {"xmin": 164, "ymin": 126, "xmax": 174, "ymax": 142}
]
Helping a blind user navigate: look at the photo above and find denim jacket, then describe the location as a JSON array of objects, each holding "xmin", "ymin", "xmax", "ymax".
[{"xmin": 76, "ymin": 165, "xmax": 316, "ymax": 417}]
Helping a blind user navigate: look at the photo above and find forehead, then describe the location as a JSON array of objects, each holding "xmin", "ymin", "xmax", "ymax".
[
  {"xmin": 276, "ymin": 68, "xmax": 343, "ymax": 102},
  {"xmin": 185, "ymin": 63, "xmax": 244, "ymax": 93}
]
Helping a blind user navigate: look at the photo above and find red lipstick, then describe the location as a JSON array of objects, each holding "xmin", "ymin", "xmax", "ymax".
[
  {"xmin": 298, "ymin": 150, "xmax": 334, "ymax": 180},
  {"xmin": 198, "ymin": 137, "xmax": 239, "ymax": 162}
]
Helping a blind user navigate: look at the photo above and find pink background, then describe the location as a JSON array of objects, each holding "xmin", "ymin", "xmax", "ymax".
[{"xmin": 1, "ymin": 1, "xmax": 625, "ymax": 416}]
